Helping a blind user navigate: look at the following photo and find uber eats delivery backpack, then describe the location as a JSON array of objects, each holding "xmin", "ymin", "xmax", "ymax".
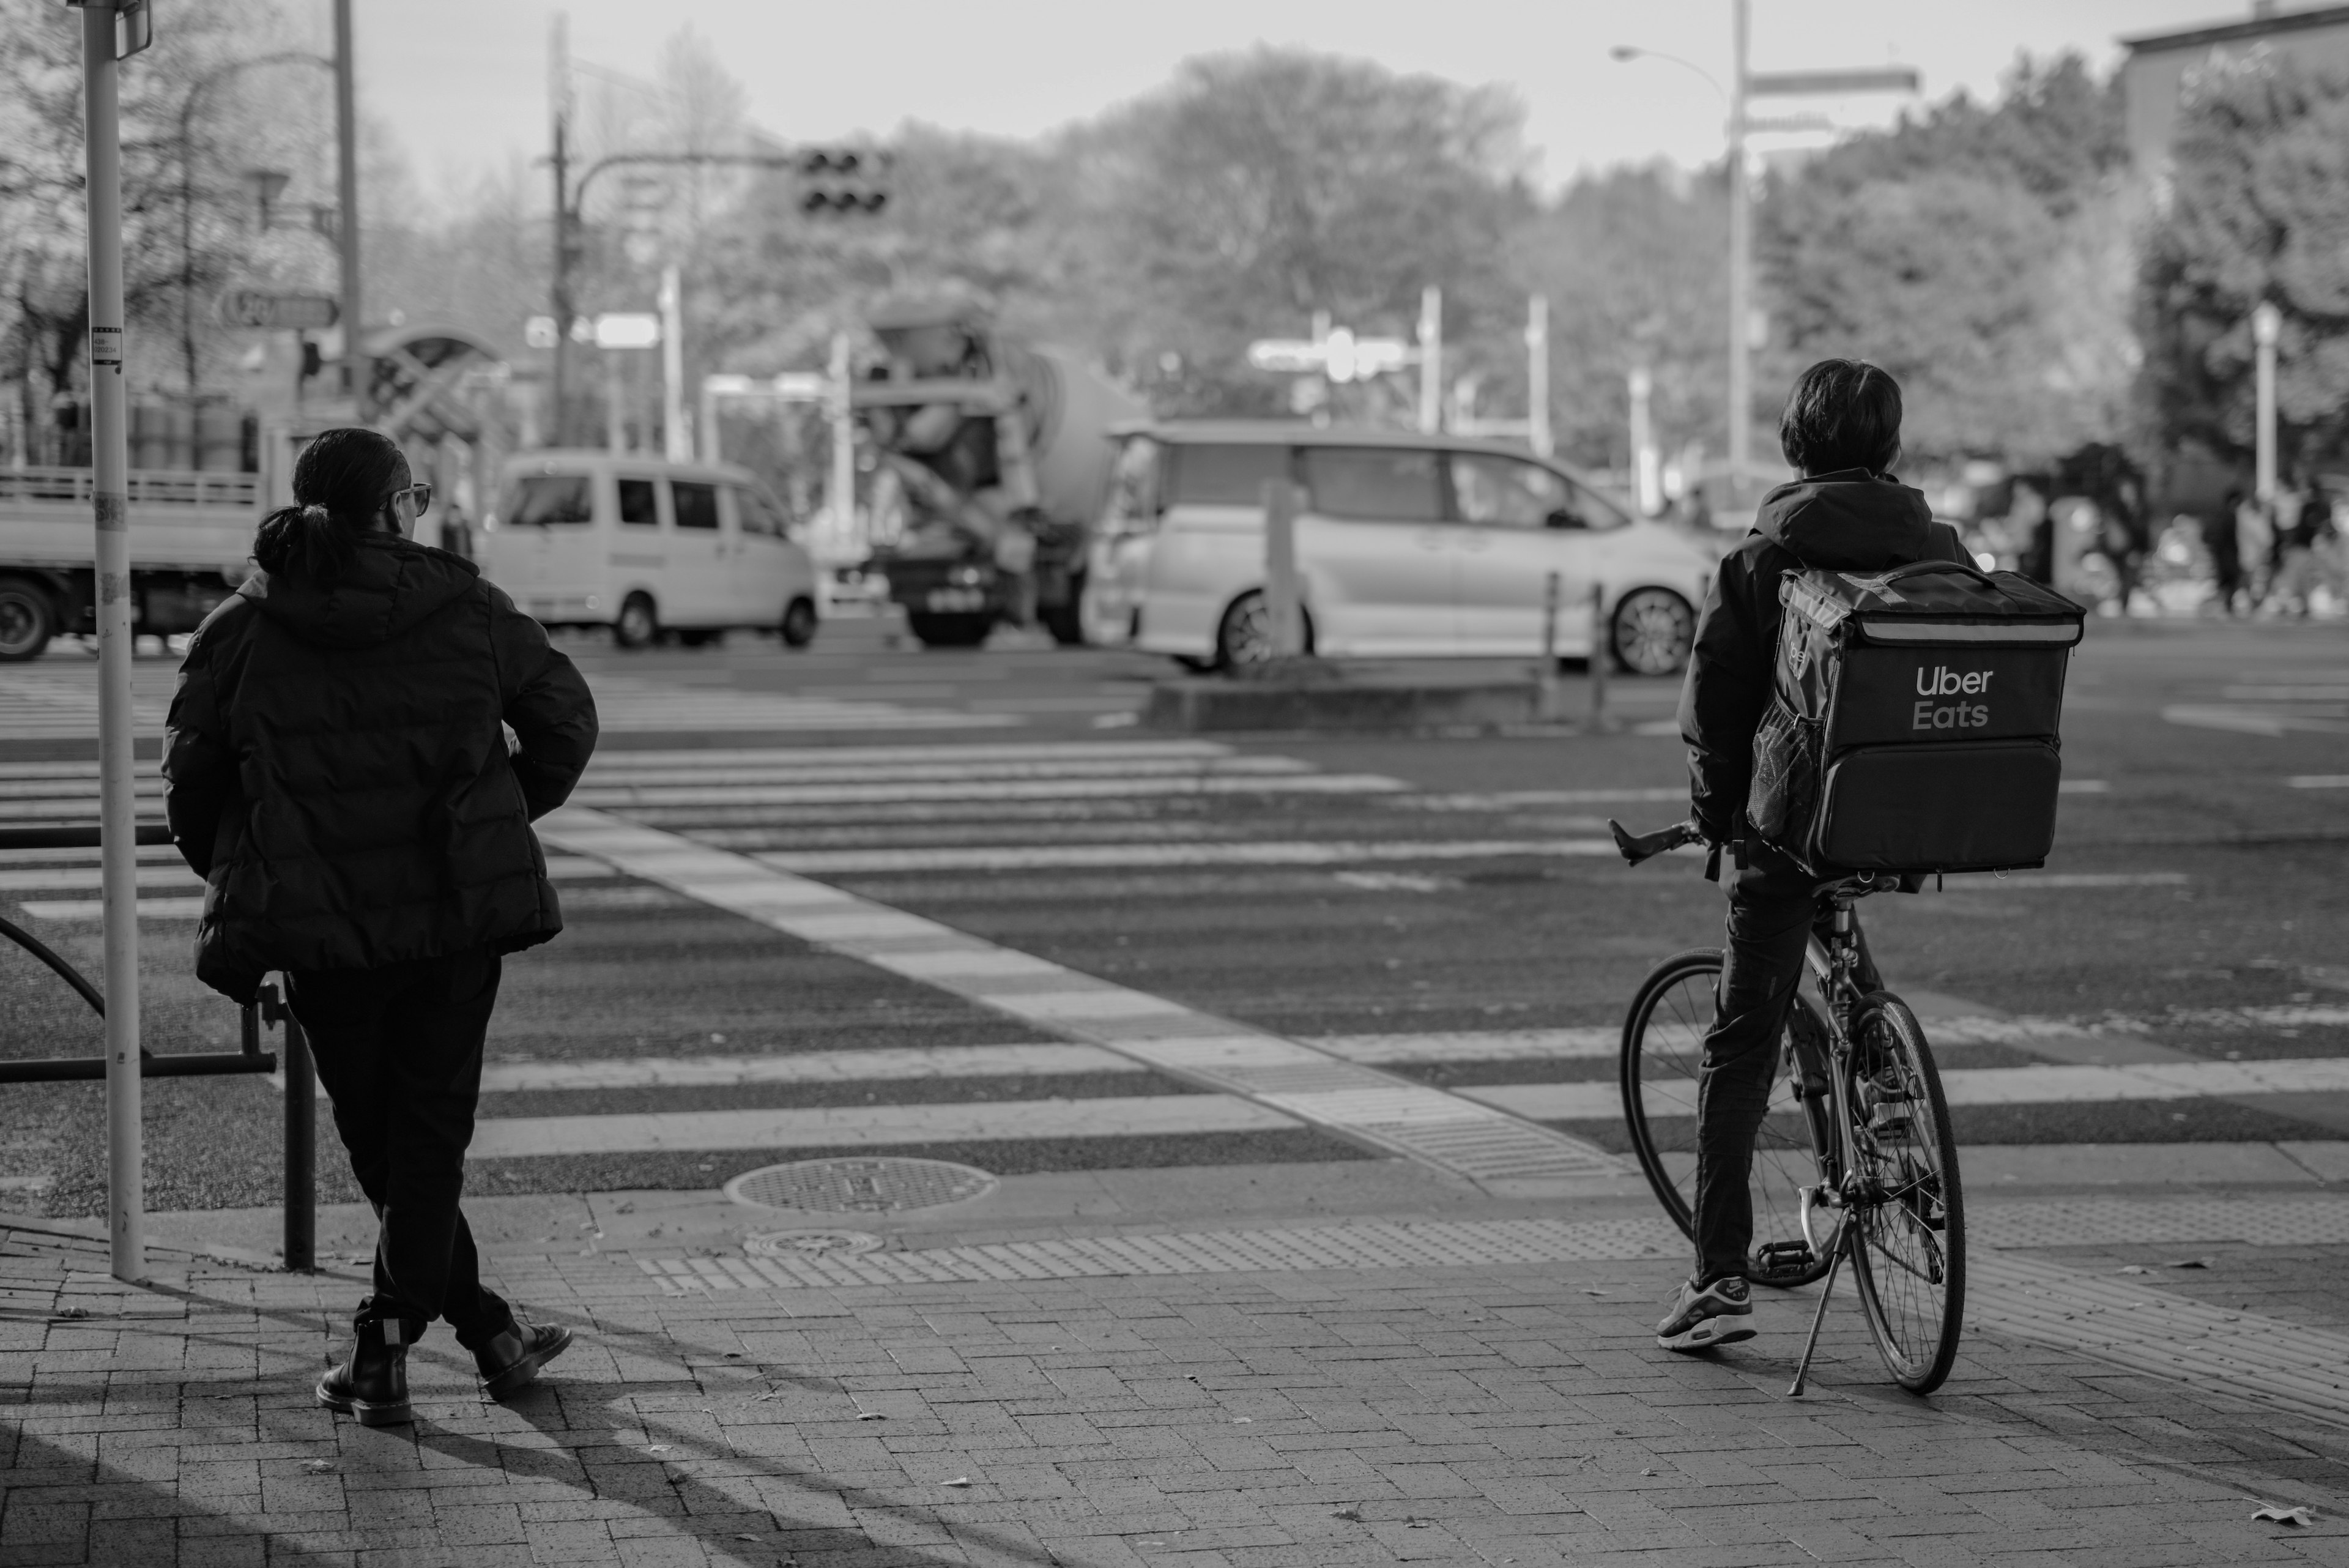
[{"xmin": 1746, "ymin": 560, "xmax": 2086, "ymax": 874}]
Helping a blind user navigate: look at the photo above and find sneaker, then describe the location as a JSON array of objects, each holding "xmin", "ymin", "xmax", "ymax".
[{"xmin": 1655, "ymin": 1274, "xmax": 1756, "ymax": 1353}]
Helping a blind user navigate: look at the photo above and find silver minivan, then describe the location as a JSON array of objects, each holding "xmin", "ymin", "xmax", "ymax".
[
  {"xmin": 1089, "ymin": 424, "xmax": 1717, "ymax": 674},
  {"xmin": 480, "ymin": 451, "xmax": 820, "ymax": 648}
]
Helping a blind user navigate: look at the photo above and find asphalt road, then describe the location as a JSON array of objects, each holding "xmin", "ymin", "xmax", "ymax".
[{"xmin": 2, "ymin": 612, "xmax": 2345, "ymax": 1216}]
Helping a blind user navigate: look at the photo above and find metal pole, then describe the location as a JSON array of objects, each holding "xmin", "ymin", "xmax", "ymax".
[
  {"xmin": 1538, "ymin": 569, "xmax": 1562, "ymax": 720},
  {"xmin": 828, "ymin": 332, "xmax": 855, "ymax": 558},
  {"xmin": 1726, "ymin": 0, "xmax": 1751, "ymax": 490},
  {"xmin": 1526, "ymin": 295, "xmax": 1552, "ymax": 458},
  {"xmin": 699, "ymin": 378, "xmax": 721, "ymax": 463},
  {"xmin": 1263, "ymin": 478, "xmax": 1303, "ymax": 658},
  {"xmin": 332, "ymin": 0, "xmax": 366, "ymax": 420},
  {"xmin": 2252, "ymin": 302, "xmax": 2280, "ymax": 506},
  {"xmin": 549, "ymin": 14, "xmax": 571, "ymax": 448},
  {"xmin": 604, "ymin": 349, "xmax": 626, "ymax": 453},
  {"xmin": 659, "ymin": 265, "xmax": 687, "ymax": 461},
  {"xmin": 281, "ymin": 995, "xmax": 315, "ymax": 1271},
  {"xmin": 1629, "ymin": 366, "xmax": 1656, "ymax": 516},
  {"xmin": 81, "ymin": 0, "xmax": 144, "ymax": 1285},
  {"xmin": 1417, "ymin": 286, "xmax": 1442, "ymax": 436},
  {"xmin": 1589, "ymin": 582, "xmax": 1611, "ymax": 730}
]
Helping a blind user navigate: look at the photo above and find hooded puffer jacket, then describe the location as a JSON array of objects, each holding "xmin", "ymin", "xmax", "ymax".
[
  {"xmin": 1676, "ymin": 469, "xmax": 1969, "ymax": 842},
  {"xmin": 165, "ymin": 535, "xmax": 598, "ymax": 1003}
]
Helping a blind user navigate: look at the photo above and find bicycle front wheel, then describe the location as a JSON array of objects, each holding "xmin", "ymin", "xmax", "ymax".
[
  {"xmin": 1620, "ymin": 948, "xmax": 1834, "ymax": 1287},
  {"xmin": 1844, "ymin": 992, "xmax": 1967, "ymax": 1394}
]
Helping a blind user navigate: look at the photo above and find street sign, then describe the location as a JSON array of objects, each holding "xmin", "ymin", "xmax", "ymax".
[
  {"xmin": 593, "ymin": 312, "xmax": 660, "ymax": 349},
  {"xmin": 1246, "ymin": 327, "xmax": 1414, "ymax": 384},
  {"xmin": 217, "ymin": 288, "xmax": 338, "ymax": 331}
]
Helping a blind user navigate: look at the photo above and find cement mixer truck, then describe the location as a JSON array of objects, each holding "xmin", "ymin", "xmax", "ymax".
[{"xmin": 856, "ymin": 299, "xmax": 1145, "ymax": 647}]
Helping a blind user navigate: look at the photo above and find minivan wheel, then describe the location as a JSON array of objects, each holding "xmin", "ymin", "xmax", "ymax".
[
  {"xmin": 1611, "ymin": 587, "xmax": 1696, "ymax": 675},
  {"xmin": 906, "ymin": 611, "xmax": 993, "ymax": 648},
  {"xmin": 780, "ymin": 596, "xmax": 818, "ymax": 648},
  {"xmin": 0, "ymin": 576, "xmax": 56, "ymax": 662},
  {"xmin": 614, "ymin": 593, "xmax": 659, "ymax": 650},
  {"xmin": 1214, "ymin": 590, "xmax": 1313, "ymax": 671}
]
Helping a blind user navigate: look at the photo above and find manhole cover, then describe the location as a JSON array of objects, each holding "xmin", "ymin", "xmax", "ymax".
[
  {"xmin": 745, "ymin": 1230, "xmax": 885, "ymax": 1257},
  {"xmin": 724, "ymin": 1156, "xmax": 1000, "ymax": 1214}
]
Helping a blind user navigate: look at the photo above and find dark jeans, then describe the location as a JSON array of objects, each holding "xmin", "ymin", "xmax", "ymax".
[
  {"xmin": 289, "ymin": 946, "xmax": 511, "ymax": 1346},
  {"xmin": 1692, "ymin": 844, "xmax": 1878, "ymax": 1285}
]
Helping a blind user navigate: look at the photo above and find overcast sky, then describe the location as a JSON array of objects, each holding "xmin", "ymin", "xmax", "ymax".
[{"xmin": 350, "ymin": 0, "xmax": 2243, "ymax": 199}]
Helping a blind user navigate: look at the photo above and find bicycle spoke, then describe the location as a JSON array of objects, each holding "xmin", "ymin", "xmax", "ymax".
[{"xmin": 1844, "ymin": 995, "xmax": 1966, "ymax": 1393}]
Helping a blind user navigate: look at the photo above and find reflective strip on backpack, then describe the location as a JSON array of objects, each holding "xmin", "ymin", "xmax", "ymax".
[{"xmin": 1857, "ymin": 619, "xmax": 2082, "ymax": 644}]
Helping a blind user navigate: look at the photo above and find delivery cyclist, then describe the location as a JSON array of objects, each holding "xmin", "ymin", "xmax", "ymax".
[
  {"xmin": 1658, "ymin": 360, "xmax": 1970, "ymax": 1352},
  {"xmin": 166, "ymin": 427, "xmax": 598, "ymax": 1424}
]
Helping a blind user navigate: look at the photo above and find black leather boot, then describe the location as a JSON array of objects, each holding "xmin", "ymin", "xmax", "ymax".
[
  {"xmin": 472, "ymin": 1319, "xmax": 574, "ymax": 1399},
  {"xmin": 316, "ymin": 1304, "xmax": 414, "ymax": 1427}
]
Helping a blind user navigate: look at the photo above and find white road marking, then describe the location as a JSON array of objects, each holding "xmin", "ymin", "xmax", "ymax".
[
  {"xmin": 561, "ymin": 674, "xmax": 1020, "ymax": 734},
  {"xmin": 570, "ymin": 774, "xmax": 1408, "ymax": 809},
  {"xmin": 1940, "ymin": 872, "xmax": 2189, "ymax": 889},
  {"xmin": 1464, "ymin": 1055, "xmax": 2349, "ymax": 1120},
  {"xmin": 751, "ymin": 839, "xmax": 1614, "ymax": 874},
  {"xmin": 2164, "ymin": 703, "xmax": 2349, "ymax": 737},
  {"xmin": 585, "ymin": 740, "xmax": 1233, "ymax": 770},
  {"xmin": 1318, "ymin": 1028, "xmax": 1620, "ymax": 1063},
  {"xmin": 2288, "ymin": 775, "xmax": 2349, "ymax": 789},
  {"xmin": 467, "ymin": 1093, "xmax": 1293, "ymax": 1159},
  {"xmin": 577, "ymin": 756, "xmax": 1312, "ymax": 789},
  {"xmin": 16, "ymin": 896, "xmax": 205, "ymax": 920},
  {"xmin": 537, "ymin": 806, "xmax": 1624, "ymax": 1185},
  {"xmin": 0, "ymin": 866, "xmax": 201, "ymax": 892}
]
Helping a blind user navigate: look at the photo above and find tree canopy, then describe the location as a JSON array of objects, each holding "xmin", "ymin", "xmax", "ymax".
[{"xmin": 2137, "ymin": 52, "xmax": 2349, "ymax": 474}]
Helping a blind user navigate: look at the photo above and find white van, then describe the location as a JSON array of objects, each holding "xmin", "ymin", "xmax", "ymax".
[
  {"xmin": 480, "ymin": 451, "xmax": 820, "ymax": 648},
  {"xmin": 1098, "ymin": 424, "xmax": 1720, "ymax": 674}
]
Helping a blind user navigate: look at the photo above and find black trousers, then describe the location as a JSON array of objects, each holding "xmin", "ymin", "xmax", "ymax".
[
  {"xmin": 1691, "ymin": 845, "xmax": 1877, "ymax": 1286},
  {"xmin": 289, "ymin": 946, "xmax": 511, "ymax": 1346}
]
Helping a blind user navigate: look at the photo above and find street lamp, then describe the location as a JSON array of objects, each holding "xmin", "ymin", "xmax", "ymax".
[
  {"xmin": 1614, "ymin": 4, "xmax": 1917, "ymax": 506},
  {"xmin": 173, "ymin": 51, "xmax": 332, "ymax": 402},
  {"xmin": 2252, "ymin": 300, "xmax": 2281, "ymax": 505}
]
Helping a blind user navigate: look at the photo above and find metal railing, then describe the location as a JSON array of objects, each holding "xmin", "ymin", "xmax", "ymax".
[
  {"xmin": 0, "ymin": 822, "xmax": 314, "ymax": 1269},
  {"xmin": 0, "ymin": 466, "xmax": 261, "ymax": 509}
]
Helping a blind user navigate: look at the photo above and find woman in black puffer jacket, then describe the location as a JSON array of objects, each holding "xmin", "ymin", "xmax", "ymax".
[{"xmin": 166, "ymin": 427, "xmax": 598, "ymax": 1426}]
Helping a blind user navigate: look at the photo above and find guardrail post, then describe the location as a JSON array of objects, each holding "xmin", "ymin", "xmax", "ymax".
[
  {"xmin": 1261, "ymin": 479, "xmax": 1304, "ymax": 660},
  {"xmin": 1588, "ymin": 582, "xmax": 1612, "ymax": 732},
  {"xmin": 1537, "ymin": 570, "xmax": 1563, "ymax": 721},
  {"xmin": 262, "ymin": 979, "xmax": 316, "ymax": 1271}
]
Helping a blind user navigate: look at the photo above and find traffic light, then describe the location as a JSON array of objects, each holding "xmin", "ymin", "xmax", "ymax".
[{"xmin": 797, "ymin": 147, "xmax": 891, "ymax": 216}]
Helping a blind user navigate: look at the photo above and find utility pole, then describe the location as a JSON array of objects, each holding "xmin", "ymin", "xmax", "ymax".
[
  {"xmin": 1417, "ymin": 287, "xmax": 1442, "ymax": 435},
  {"xmin": 659, "ymin": 264, "xmax": 687, "ymax": 461},
  {"xmin": 333, "ymin": 0, "xmax": 365, "ymax": 419},
  {"xmin": 1526, "ymin": 295, "xmax": 1553, "ymax": 458},
  {"xmin": 2252, "ymin": 302, "xmax": 2280, "ymax": 506},
  {"xmin": 74, "ymin": 0, "xmax": 147, "ymax": 1285},
  {"xmin": 1726, "ymin": 0, "xmax": 1751, "ymax": 488},
  {"xmin": 1629, "ymin": 366, "xmax": 1658, "ymax": 515},
  {"xmin": 828, "ymin": 332, "xmax": 855, "ymax": 557},
  {"xmin": 549, "ymin": 14, "xmax": 571, "ymax": 447}
]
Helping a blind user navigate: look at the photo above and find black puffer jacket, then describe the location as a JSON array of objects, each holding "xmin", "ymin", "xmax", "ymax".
[
  {"xmin": 1677, "ymin": 469, "xmax": 1969, "ymax": 841},
  {"xmin": 165, "ymin": 535, "xmax": 598, "ymax": 1003}
]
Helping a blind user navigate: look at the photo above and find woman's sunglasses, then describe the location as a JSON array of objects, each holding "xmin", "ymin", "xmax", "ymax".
[{"xmin": 388, "ymin": 483, "xmax": 434, "ymax": 518}]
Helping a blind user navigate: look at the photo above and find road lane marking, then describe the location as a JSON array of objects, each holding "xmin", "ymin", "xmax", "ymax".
[
  {"xmin": 2164, "ymin": 703, "xmax": 2349, "ymax": 737},
  {"xmin": 467, "ymin": 1093, "xmax": 1293, "ymax": 1159},
  {"xmin": 2289, "ymin": 775, "xmax": 2349, "ymax": 789},
  {"xmin": 569, "ymin": 774, "xmax": 1409, "ymax": 809},
  {"xmin": 585, "ymin": 740, "xmax": 1234, "ymax": 768},
  {"xmin": 558, "ymin": 674, "xmax": 1020, "ymax": 733},
  {"xmin": 748, "ymin": 839, "xmax": 1616, "ymax": 874},
  {"xmin": 577, "ymin": 756, "xmax": 1313, "ymax": 789},
  {"xmin": 1464, "ymin": 1055, "xmax": 2349, "ymax": 1120},
  {"xmin": 537, "ymin": 806, "xmax": 1625, "ymax": 1186}
]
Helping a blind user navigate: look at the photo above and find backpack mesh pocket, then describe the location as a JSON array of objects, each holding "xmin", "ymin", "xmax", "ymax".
[{"xmin": 1746, "ymin": 700, "xmax": 1820, "ymax": 842}]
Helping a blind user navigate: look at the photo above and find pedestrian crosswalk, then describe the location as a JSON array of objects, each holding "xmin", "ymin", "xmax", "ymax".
[
  {"xmin": 3, "ymin": 729, "xmax": 2334, "ymax": 1198},
  {"xmin": 0, "ymin": 658, "xmax": 1017, "ymax": 744}
]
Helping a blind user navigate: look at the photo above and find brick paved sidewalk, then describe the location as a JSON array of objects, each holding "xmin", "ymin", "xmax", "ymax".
[{"xmin": 4, "ymin": 1218, "xmax": 2347, "ymax": 1568}]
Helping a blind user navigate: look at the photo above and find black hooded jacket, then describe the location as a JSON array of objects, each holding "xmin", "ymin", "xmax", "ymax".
[
  {"xmin": 1676, "ymin": 469, "xmax": 1969, "ymax": 842},
  {"xmin": 165, "ymin": 534, "xmax": 598, "ymax": 1003}
]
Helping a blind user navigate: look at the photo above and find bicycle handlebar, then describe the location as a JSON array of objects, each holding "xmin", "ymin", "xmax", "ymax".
[{"xmin": 1608, "ymin": 817, "xmax": 1707, "ymax": 866}]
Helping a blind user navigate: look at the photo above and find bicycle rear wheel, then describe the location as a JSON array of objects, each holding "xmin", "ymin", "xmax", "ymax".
[
  {"xmin": 1844, "ymin": 992, "xmax": 1966, "ymax": 1393},
  {"xmin": 1620, "ymin": 948, "xmax": 1834, "ymax": 1287}
]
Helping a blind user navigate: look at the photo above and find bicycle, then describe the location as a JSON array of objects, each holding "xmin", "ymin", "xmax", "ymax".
[{"xmin": 1608, "ymin": 817, "xmax": 1966, "ymax": 1396}]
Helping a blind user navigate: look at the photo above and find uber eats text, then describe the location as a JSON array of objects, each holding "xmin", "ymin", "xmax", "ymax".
[{"xmin": 1913, "ymin": 664, "xmax": 1994, "ymax": 732}]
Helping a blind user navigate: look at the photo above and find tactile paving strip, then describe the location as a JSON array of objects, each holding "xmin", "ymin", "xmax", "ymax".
[
  {"xmin": 1972, "ymin": 1253, "xmax": 2349, "ymax": 1427},
  {"xmin": 542, "ymin": 807, "xmax": 1624, "ymax": 1186},
  {"xmin": 1972, "ymin": 1195, "xmax": 2349, "ymax": 1249},
  {"xmin": 639, "ymin": 1214, "xmax": 1686, "ymax": 1293}
]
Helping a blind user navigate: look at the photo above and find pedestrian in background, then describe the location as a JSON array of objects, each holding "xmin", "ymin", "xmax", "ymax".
[
  {"xmin": 165, "ymin": 427, "xmax": 599, "ymax": 1427},
  {"xmin": 2208, "ymin": 493, "xmax": 2247, "ymax": 614}
]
